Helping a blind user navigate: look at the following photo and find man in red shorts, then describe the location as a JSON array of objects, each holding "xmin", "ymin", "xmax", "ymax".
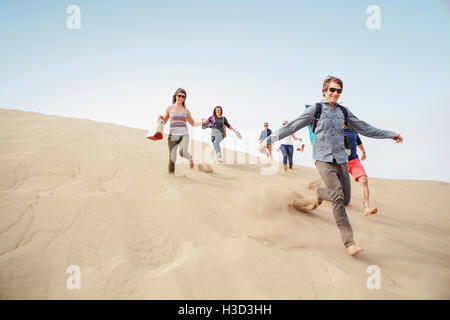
[{"xmin": 344, "ymin": 126, "xmax": 378, "ymax": 216}]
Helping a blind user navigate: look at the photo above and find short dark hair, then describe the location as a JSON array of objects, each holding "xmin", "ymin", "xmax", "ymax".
[{"xmin": 322, "ymin": 76, "xmax": 343, "ymax": 97}]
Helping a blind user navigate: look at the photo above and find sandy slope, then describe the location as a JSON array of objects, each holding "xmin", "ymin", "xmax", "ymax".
[{"xmin": 0, "ymin": 108, "xmax": 449, "ymax": 299}]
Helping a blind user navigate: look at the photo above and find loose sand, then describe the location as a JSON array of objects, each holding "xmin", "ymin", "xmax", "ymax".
[{"xmin": 0, "ymin": 108, "xmax": 449, "ymax": 299}]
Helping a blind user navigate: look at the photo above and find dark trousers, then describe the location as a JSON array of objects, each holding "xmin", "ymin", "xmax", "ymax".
[{"xmin": 281, "ymin": 144, "xmax": 294, "ymax": 169}]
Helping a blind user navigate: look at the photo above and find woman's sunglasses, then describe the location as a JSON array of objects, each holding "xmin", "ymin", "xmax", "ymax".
[
  {"xmin": 328, "ymin": 88, "xmax": 342, "ymax": 94},
  {"xmin": 177, "ymin": 94, "xmax": 186, "ymax": 99}
]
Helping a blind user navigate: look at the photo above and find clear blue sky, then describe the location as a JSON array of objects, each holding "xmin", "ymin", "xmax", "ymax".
[{"xmin": 1, "ymin": 0, "xmax": 449, "ymax": 181}]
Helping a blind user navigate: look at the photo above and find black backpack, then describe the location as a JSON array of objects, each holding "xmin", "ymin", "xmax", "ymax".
[{"xmin": 309, "ymin": 103, "xmax": 352, "ymax": 153}]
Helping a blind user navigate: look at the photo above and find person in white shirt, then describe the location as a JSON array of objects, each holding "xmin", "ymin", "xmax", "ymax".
[{"xmin": 277, "ymin": 120, "xmax": 302, "ymax": 171}]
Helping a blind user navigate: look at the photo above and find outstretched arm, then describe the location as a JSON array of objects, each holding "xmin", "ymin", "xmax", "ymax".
[
  {"xmin": 224, "ymin": 117, "xmax": 236, "ymax": 132},
  {"xmin": 346, "ymin": 107, "xmax": 402, "ymax": 142},
  {"xmin": 259, "ymin": 106, "xmax": 315, "ymax": 154},
  {"xmin": 266, "ymin": 106, "xmax": 316, "ymax": 145}
]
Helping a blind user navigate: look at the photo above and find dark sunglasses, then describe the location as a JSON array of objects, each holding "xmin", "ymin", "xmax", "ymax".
[
  {"xmin": 177, "ymin": 94, "xmax": 186, "ymax": 99},
  {"xmin": 328, "ymin": 87, "xmax": 342, "ymax": 94}
]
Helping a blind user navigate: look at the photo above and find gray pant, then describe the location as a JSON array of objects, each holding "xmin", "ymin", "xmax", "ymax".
[
  {"xmin": 168, "ymin": 134, "xmax": 191, "ymax": 173},
  {"xmin": 315, "ymin": 160, "xmax": 355, "ymax": 247},
  {"xmin": 211, "ymin": 132, "xmax": 224, "ymax": 157}
]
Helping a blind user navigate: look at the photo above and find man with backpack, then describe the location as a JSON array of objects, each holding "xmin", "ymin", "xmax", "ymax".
[
  {"xmin": 306, "ymin": 106, "xmax": 375, "ymax": 217},
  {"xmin": 260, "ymin": 76, "xmax": 403, "ymax": 256}
]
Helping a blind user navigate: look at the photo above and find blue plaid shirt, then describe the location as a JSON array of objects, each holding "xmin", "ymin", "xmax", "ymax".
[{"xmin": 267, "ymin": 102, "xmax": 396, "ymax": 164}]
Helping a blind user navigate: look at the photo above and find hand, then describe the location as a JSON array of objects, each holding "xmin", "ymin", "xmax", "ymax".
[
  {"xmin": 202, "ymin": 119, "xmax": 208, "ymax": 125},
  {"xmin": 361, "ymin": 152, "xmax": 366, "ymax": 161},
  {"xmin": 158, "ymin": 115, "xmax": 164, "ymax": 120},
  {"xmin": 393, "ymin": 133, "xmax": 403, "ymax": 143}
]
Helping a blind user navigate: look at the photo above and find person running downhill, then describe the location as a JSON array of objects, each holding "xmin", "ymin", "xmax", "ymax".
[
  {"xmin": 159, "ymin": 88, "xmax": 202, "ymax": 174},
  {"xmin": 260, "ymin": 76, "xmax": 403, "ymax": 256},
  {"xmin": 204, "ymin": 106, "xmax": 237, "ymax": 163},
  {"xmin": 277, "ymin": 120, "xmax": 302, "ymax": 171},
  {"xmin": 259, "ymin": 122, "xmax": 273, "ymax": 159},
  {"xmin": 344, "ymin": 127, "xmax": 378, "ymax": 217}
]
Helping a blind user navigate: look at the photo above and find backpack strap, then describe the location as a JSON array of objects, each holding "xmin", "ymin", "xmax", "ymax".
[
  {"xmin": 337, "ymin": 104, "xmax": 349, "ymax": 127},
  {"xmin": 311, "ymin": 103, "xmax": 349, "ymax": 133},
  {"xmin": 311, "ymin": 103, "xmax": 322, "ymax": 134}
]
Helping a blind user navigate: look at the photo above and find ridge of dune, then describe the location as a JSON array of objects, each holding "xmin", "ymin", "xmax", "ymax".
[{"xmin": 0, "ymin": 107, "xmax": 449, "ymax": 299}]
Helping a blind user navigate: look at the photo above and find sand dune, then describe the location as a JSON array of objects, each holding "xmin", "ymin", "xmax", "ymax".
[{"xmin": 0, "ymin": 108, "xmax": 449, "ymax": 299}]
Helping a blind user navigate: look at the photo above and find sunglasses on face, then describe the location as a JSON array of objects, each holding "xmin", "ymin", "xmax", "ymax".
[
  {"xmin": 328, "ymin": 87, "xmax": 342, "ymax": 94},
  {"xmin": 177, "ymin": 94, "xmax": 186, "ymax": 99}
]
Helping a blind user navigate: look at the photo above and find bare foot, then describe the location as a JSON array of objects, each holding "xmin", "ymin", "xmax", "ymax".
[
  {"xmin": 347, "ymin": 245, "xmax": 364, "ymax": 256},
  {"xmin": 189, "ymin": 159, "xmax": 195, "ymax": 169},
  {"xmin": 284, "ymin": 165, "xmax": 287, "ymax": 172},
  {"xmin": 316, "ymin": 196, "xmax": 322, "ymax": 206},
  {"xmin": 364, "ymin": 208, "xmax": 378, "ymax": 216}
]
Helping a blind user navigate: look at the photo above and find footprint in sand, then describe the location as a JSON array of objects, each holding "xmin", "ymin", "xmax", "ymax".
[{"xmin": 197, "ymin": 163, "xmax": 213, "ymax": 173}]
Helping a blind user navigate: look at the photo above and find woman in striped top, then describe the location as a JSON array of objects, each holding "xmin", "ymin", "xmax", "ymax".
[{"xmin": 159, "ymin": 88, "xmax": 204, "ymax": 173}]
